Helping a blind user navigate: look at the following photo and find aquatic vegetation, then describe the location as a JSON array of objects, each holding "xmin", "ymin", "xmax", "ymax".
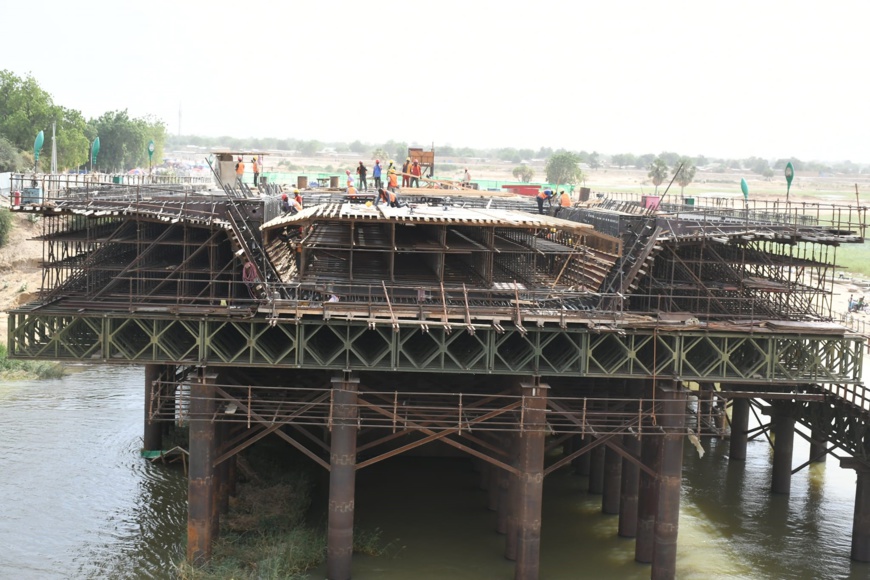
[{"xmin": 0, "ymin": 343, "xmax": 65, "ymax": 379}]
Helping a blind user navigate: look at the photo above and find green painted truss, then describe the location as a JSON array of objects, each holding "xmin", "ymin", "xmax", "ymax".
[{"xmin": 7, "ymin": 312, "xmax": 863, "ymax": 384}]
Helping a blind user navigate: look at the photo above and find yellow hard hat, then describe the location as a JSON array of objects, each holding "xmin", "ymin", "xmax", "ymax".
[{"xmin": 365, "ymin": 201, "xmax": 373, "ymax": 207}]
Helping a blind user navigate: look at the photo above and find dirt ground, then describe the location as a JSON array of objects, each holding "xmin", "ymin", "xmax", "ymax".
[{"xmin": 0, "ymin": 213, "xmax": 44, "ymax": 346}]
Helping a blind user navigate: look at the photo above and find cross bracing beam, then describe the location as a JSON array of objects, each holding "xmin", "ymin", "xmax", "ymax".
[{"xmin": 8, "ymin": 312, "xmax": 863, "ymax": 384}]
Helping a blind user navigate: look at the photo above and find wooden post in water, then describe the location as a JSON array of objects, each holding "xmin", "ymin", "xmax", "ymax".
[
  {"xmin": 840, "ymin": 459, "xmax": 870, "ymax": 562},
  {"xmin": 515, "ymin": 381, "xmax": 548, "ymax": 580},
  {"xmin": 327, "ymin": 373, "xmax": 359, "ymax": 580},
  {"xmin": 810, "ymin": 426, "xmax": 828, "ymax": 464},
  {"xmin": 651, "ymin": 382, "xmax": 687, "ymax": 580},
  {"xmin": 187, "ymin": 371, "xmax": 218, "ymax": 565}
]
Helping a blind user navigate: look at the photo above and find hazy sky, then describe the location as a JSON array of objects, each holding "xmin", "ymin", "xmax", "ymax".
[{"xmin": 2, "ymin": 1, "xmax": 868, "ymax": 161}]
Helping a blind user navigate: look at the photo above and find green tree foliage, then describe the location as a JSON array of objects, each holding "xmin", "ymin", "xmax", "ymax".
[
  {"xmin": 773, "ymin": 157, "xmax": 804, "ymax": 171},
  {"xmin": 0, "ymin": 208, "xmax": 12, "ymax": 248},
  {"xmin": 299, "ymin": 140, "xmax": 321, "ymax": 156},
  {"xmin": 545, "ymin": 152, "xmax": 583, "ymax": 185},
  {"xmin": 0, "ymin": 136, "xmax": 24, "ymax": 172},
  {"xmin": 636, "ymin": 153, "xmax": 655, "ymax": 169},
  {"xmin": 88, "ymin": 110, "xmax": 166, "ymax": 172},
  {"xmin": 512, "ymin": 165, "xmax": 535, "ymax": 183},
  {"xmin": 588, "ymin": 151, "xmax": 601, "ymax": 169},
  {"xmin": 0, "ymin": 70, "xmax": 55, "ymax": 151},
  {"xmin": 672, "ymin": 157, "xmax": 697, "ymax": 196},
  {"xmin": 647, "ymin": 157, "xmax": 669, "ymax": 193},
  {"xmin": 659, "ymin": 151, "xmax": 680, "ymax": 166}
]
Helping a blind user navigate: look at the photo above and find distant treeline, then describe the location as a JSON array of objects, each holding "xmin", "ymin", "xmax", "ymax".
[
  {"xmin": 167, "ymin": 134, "xmax": 867, "ymax": 177},
  {"xmin": 0, "ymin": 70, "xmax": 166, "ymax": 174}
]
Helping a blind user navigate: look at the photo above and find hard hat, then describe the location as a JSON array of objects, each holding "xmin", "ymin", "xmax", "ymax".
[
  {"xmin": 293, "ymin": 188, "xmax": 299, "ymax": 194},
  {"xmin": 281, "ymin": 194, "xmax": 288, "ymax": 200},
  {"xmin": 406, "ymin": 157, "xmax": 410, "ymax": 161},
  {"xmin": 375, "ymin": 159, "xmax": 380, "ymax": 163},
  {"xmin": 365, "ymin": 201, "xmax": 373, "ymax": 207}
]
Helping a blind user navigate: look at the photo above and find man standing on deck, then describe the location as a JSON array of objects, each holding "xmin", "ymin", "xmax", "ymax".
[
  {"xmin": 236, "ymin": 157, "xmax": 245, "ymax": 186},
  {"xmin": 372, "ymin": 159, "xmax": 382, "ymax": 190},
  {"xmin": 462, "ymin": 167, "xmax": 471, "ymax": 185},
  {"xmin": 252, "ymin": 157, "xmax": 260, "ymax": 187},
  {"xmin": 410, "ymin": 159, "xmax": 422, "ymax": 188},
  {"xmin": 388, "ymin": 167, "xmax": 399, "ymax": 193},
  {"xmin": 554, "ymin": 190, "xmax": 571, "ymax": 216},
  {"xmin": 357, "ymin": 161, "xmax": 368, "ymax": 192},
  {"xmin": 401, "ymin": 157, "xmax": 411, "ymax": 187}
]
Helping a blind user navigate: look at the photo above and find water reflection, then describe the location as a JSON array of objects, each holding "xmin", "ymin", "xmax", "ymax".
[{"xmin": 1, "ymin": 367, "xmax": 869, "ymax": 578}]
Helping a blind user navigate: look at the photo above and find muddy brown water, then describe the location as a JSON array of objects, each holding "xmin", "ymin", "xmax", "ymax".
[{"xmin": 1, "ymin": 365, "xmax": 868, "ymax": 579}]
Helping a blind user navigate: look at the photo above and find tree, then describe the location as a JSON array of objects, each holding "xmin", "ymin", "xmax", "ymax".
[
  {"xmin": 636, "ymin": 153, "xmax": 655, "ymax": 169},
  {"xmin": 647, "ymin": 157, "xmax": 669, "ymax": 193},
  {"xmin": 672, "ymin": 157, "xmax": 697, "ymax": 196},
  {"xmin": 0, "ymin": 70, "xmax": 55, "ymax": 152},
  {"xmin": 588, "ymin": 151, "xmax": 601, "ymax": 169},
  {"xmin": 299, "ymin": 140, "xmax": 321, "ymax": 156},
  {"xmin": 512, "ymin": 165, "xmax": 535, "ymax": 183},
  {"xmin": 371, "ymin": 147, "xmax": 388, "ymax": 161},
  {"xmin": 88, "ymin": 110, "xmax": 166, "ymax": 172},
  {"xmin": 0, "ymin": 136, "xmax": 24, "ymax": 172},
  {"xmin": 545, "ymin": 152, "xmax": 583, "ymax": 185}
]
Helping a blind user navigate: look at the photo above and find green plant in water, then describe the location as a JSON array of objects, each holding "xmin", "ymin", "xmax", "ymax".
[{"xmin": 0, "ymin": 343, "xmax": 65, "ymax": 379}]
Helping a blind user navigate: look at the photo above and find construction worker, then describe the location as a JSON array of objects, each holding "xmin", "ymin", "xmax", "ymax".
[
  {"xmin": 536, "ymin": 188, "xmax": 553, "ymax": 215},
  {"xmin": 252, "ymin": 157, "xmax": 260, "ymax": 187},
  {"xmin": 235, "ymin": 157, "xmax": 245, "ymax": 185},
  {"xmin": 294, "ymin": 188, "xmax": 302, "ymax": 207},
  {"xmin": 372, "ymin": 159, "xmax": 382, "ymax": 190},
  {"xmin": 357, "ymin": 161, "xmax": 368, "ymax": 192},
  {"xmin": 347, "ymin": 182, "xmax": 359, "ymax": 200},
  {"xmin": 387, "ymin": 167, "xmax": 399, "ymax": 193},
  {"xmin": 401, "ymin": 157, "xmax": 410, "ymax": 187},
  {"xmin": 462, "ymin": 168, "xmax": 471, "ymax": 184},
  {"xmin": 377, "ymin": 187, "xmax": 399, "ymax": 208},
  {"xmin": 554, "ymin": 189, "xmax": 571, "ymax": 216},
  {"xmin": 280, "ymin": 193, "xmax": 291, "ymax": 213},
  {"xmin": 345, "ymin": 169, "xmax": 354, "ymax": 188},
  {"xmin": 410, "ymin": 159, "xmax": 422, "ymax": 188}
]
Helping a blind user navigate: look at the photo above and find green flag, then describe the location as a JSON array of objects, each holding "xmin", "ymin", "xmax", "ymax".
[
  {"xmin": 34, "ymin": 130, "xmax": 44, "ymax": 162},
  {"xmin": 91, "ymin": 137, "xmax": 100, "ymax": 167},
  {"xmin": 784, "ymin": 162, "xmax": 794, "ymax": 201},
  {"xmin": 740, "ymin": 178, "xmax": 749, "ymax": 200}
]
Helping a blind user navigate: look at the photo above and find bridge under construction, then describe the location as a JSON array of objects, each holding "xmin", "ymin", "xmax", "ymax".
[{"xmin": 6, "ymin": 172, "xmax": 870, "ymax": 580}]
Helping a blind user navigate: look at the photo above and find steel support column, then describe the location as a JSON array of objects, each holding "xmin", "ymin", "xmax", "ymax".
[
  {"xmin": 144, "ymin": 364, "xmax": 162, "ymax": 451},
  {"xmin": 187, "ymin": 371, "xmax": 218, "ymax": 565},
  {"xmin": 841, "ymin": 459, "xmax": 870, "ymax": 562},
  {"xmin": 810, "ymin": 427, "xmax": 828, "ymax": 464},
  {"xmin": 618, "ymin": 433, "xmax": 641, "ymax": 537},
  {"xmin": 603, "ymin": 444, "xmax": 622, "ymax": 515},
  {"xmin": 635, "ymin": 383, "xmax": 660, "ymax": 564},
  {"xmin": 771, "ymin": 412, "xmax": 795, "ymax": 495},
  {"xmin": 651, "ymin": 383, "xmax": 688, "ymax": 580},
  {"xmin": 515, "ymin": 381, "xmax": 548, "ymax": 580},
  {"xmin": 729, "ymin": 398, "xmax": 749, "ymax": 461},
  {"xmin": 505, "ymin": 431, "xmax": 520, "ymax": 560},
  {"xmin": 588, "ymin": 442, "xmax": 605, "ymax": 494},
  {"xmin": 327, "ymin": 373, "xmax": 359, "ymax": 580},
  {"xmin": 572, "ymin": 435, "xmax": 591, "ymax": 475}
]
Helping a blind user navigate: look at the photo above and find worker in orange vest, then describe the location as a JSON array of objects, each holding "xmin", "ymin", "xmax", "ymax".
[
  {"xmin": 410, "ymin": 159, "xmax": 422, "ymax": 188},
  {"xmin": 536, "ymin": 189, "xmax": 553, "ymax": 215},
  {"xmin": 377, "ymin": 187, "xmax": 399, "ymax": 208},
  {"xmin": 252, "ymin": 157, "xmax": 260, "ymax": 187},
  {"xmin": 387, "ymin": 168, "xmax": 399, "ymax": 193},
  {"xmin": 235, "ymin": 157, "xmax": 245, "ymax": 185}
]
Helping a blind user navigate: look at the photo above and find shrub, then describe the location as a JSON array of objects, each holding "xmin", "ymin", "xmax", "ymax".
[{"xmin": 0, "ymin": 208, "xmax": 12, "ymax": 248}]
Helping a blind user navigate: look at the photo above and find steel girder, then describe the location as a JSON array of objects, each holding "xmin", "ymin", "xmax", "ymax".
[{"xmin": 8, "ymin": 312, "xmax": 863, "ymax": 384}]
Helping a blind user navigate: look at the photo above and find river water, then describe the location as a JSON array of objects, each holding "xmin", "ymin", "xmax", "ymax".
[{"xmin": 1, "ymin": 365, "xmax": 869, "ymax": 579}]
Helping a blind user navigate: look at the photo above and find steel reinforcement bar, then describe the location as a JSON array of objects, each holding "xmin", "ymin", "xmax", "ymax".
[{"xmin": 7, "ymin": 312, "xmax": 863, "ymax": 384}]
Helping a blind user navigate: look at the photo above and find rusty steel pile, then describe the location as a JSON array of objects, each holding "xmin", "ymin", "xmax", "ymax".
[{"xmin": 6, "ymin": 173, "xmax": 870, "ymax": 580}]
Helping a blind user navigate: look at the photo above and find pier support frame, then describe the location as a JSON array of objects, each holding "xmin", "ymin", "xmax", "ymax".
[
  {"xmin": 768, "ymin": 408, "xmax": 795, "ymax": 495},
  {"xmin": 602, "ymin": 444, "xmax": 622, "ymax": 514},
  {"xmin": 729, "ymin": 398, "xmax": 749, "ymax": 461},
  {"xmin": 651, "ymin": 383, "xmax": 688, "ymax": 580},
  {"xmin": 187, "ymin": 371, "xmax": 218, "ymax": 565},
  {"xmin": 144, "ymin": 364, "xmax": 162, "ymax": 452},
  {"xmin": 810, "ymin": 427, "xmax": 828, "ymax": 464},
  {"xmin": 841, "ymin": 459, "xmax": 870, "ymax": 562},
  {"xmin": 571, "ymin": 435, "xmax": 591, "ymax": 475},
  {"xmin": 636, "ymin": 380, "xmax": 659, "ymax": 564},
  {"xmin": 618, "ymin": 433, "xmax": 641, "ymax": 537},
  {"xmin": 588, "ymin": 442, "xmax": 605, "ymax": 494},
  {"xmin": 327, "ymin": 373, "xmax": 359, "ymax": 580},
  {"xmin": 505, "ymin": 431, "xmax": 520, "ymax": 560},
  {"xmin": 515, "ymin": 381, "xmax": 548, "ymax": 580}
]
